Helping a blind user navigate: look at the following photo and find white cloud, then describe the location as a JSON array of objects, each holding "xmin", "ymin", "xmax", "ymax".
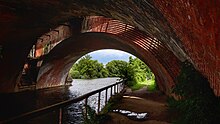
[
  {"xmin": 75, "ymin": 49, "xmax": 136, "ymax": 65},
  {"xmin": 89, "ymin": 49, "xmax": 134, "ymax": 58}
]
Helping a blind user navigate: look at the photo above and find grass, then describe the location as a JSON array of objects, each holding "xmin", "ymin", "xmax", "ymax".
[{"xmin": 130, "ymin": 79, "xmax": 156, "ymax": 91}]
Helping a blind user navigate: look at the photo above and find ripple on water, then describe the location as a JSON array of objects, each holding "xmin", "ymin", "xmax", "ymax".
[{"xmin": 63, "ymin": 78, "xmax": 121, "ymax": 124}]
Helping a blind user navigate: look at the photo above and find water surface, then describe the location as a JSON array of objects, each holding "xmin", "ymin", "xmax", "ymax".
[{"xmin": 63, "ymin": 77, "xmax": 120, "ymax": 124}]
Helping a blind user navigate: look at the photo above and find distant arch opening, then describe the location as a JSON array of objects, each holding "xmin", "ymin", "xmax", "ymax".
[
  {"xmin": 67, "ymin": 49, "xmax": 156, "ymax": 91},
  {"xmin": 36, "ymin": 32, "xmax": 173, "ymax": 95}
]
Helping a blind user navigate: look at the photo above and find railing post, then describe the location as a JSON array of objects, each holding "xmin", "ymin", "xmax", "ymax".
[
  {"xmin": 117, "ymin": 84, "xmax": 119, "ymax": 93},
  {"xmin": 120, "ymin": 82, "xmax": 123, "ymax": 92},
  {"xmin": 105, "ymin": 88, "xmax": 108, "ymax": 105},
  {"xmin": 97, "ymin": 92, "xmax": 101, "ymax": 113},
  {"xmin": 110, "ymin": 87, "xmax": 112, "ymax": 96},
  {"xmin": 119, "ymin": 82, "xmax": 121, "ymax": 92},
  {"xmin": 59, "ymin": 108, "xmax": 62, "ymax": 124},
  {"xmin": 84, "ymin": 98, "xmax": 88, "ymax": 119},
  {"xmin": 5, "ymin": 82, "xmax": 125, "ymax": 123},
  {"xmin": 121, "ymin": 82, "xmax": 124, "ymax": 91}
]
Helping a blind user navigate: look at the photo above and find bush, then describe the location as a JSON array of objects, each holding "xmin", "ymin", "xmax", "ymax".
[
  {"xmin": 84, "ymin": 93, "xmax": 122, "ymax": 124},
  {"xmin": 84, "ymin": 105, "xmax": 111, "ymax": 124},
  {"xmin": 169, "ymin": 61, "xmax": 220, "ymax": 124},
  {"xmin": 70, "ymin": 70, "xmax": 80, "ymax": 79}
]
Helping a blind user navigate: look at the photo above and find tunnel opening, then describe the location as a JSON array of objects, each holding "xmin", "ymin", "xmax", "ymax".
[
  {"xmin": 36, "ymin": 16, "xmax": 178, "ymax": 96},
  {"xmin": 67, "ymin": 49, "xmax": 157, "ymax": 92},
  {"xmin": 57, "ymin": 49, "xmax": 160, "ymax": 123}
]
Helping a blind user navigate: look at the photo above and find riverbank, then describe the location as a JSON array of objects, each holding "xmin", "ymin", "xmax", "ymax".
[{"xmin": 103, "ymin": 87, "xmax": 173, "ymax": 124}]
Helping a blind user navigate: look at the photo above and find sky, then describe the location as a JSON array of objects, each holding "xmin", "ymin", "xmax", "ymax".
[{"xmin": 86, "ymin": 49, "xmax": 136, "ymax": 65}]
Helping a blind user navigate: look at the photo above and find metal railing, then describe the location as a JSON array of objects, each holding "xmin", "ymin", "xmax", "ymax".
[{"xmin": 1, "ymin": 80, "xmax": 125, "ymax": 124}]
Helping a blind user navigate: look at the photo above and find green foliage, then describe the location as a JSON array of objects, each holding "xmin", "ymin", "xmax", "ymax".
[
  {"xmin": 84, "ymin": 105, "xmax": 110, "ymax": 124},
  {"xmin": 126, "ymin": 57, "xmax": 154, "ymax": 87},
  {"xmin": 106, "ymin": 60, "xmax": 128, "ymax": 79},
  {"xmin": 84, "ymin": 105, "xmax": 97, "ymax": 124},
  {"xmin": 101, "ymin": 93, "xmax": 123, "ymax": 114},
  {"xmin": 69, "ymin": 55, "xmax": 156, "ymax": 91},
  {"xmin": 168, "ymin": 61, "xmax": 220, "ymax": 124},
  {"xmin": 69, "ymin": 55, "xmax": 108, "ymax": 79},
  {"xmin": 69, "ymin": 64, "xmax": 80, "ymax": 79},
  {"xmin": 84, "ymin": 93, "xmax": 123, "ymax": 124},
  {"xmin": 129, "ymin": 79, "xmax": 156, "ymax": 91},
  {"xmin": 146, "ymin": 80, "xmax": 156, "ymax": 91}
]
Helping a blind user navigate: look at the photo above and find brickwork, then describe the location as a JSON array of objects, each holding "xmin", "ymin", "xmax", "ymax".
[
  {"xmin": 0, "ymin": 1, "xmax": 218, "ymax": 95},
  {"xmin": 35, "ymin": 24, "xmax": 72, "ymax": 57},
  {"xmin": 83, "ymin": 17, "xmax": 181, "ymax": 91},
  {"xmin": 153, "ymin": 0, "xmax": 220, "ymax": 95},
  {"xmin": 37, "ymin": 17, "xmax": 181, "ymax": 94}
]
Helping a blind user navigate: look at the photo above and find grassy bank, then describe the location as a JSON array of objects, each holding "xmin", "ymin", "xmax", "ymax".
[{"xmin": 130, "ymin": 79, "xmax": 156, "ymax": 91}]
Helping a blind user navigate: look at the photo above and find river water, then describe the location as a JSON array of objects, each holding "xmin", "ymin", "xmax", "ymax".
[{"xmin": 63, "ymin": 77, "xmax": 121, "ymax": 124}]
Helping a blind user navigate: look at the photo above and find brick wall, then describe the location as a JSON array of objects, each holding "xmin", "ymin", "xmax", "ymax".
[{"xmin": 154, "ymin": 0, "xmax": 220, "ymax": 95}]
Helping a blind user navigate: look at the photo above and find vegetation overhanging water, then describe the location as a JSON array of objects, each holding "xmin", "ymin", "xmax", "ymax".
[{"xmin": 69, "ymin": 55, "xmax": 156, "ymax": 91}]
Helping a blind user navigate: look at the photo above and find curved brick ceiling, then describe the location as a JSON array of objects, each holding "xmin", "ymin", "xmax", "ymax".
[
  {"xmin": 36, "ymin": 17, "xmax": 181, "ymax": 94},
  {"xmin": 36, "ymin": 32, "xmax": 176, "ymax": 95},
  {"xmin": 153, "ymin": 0, "xmax": 220, "ymax": 95},
  {"xmin": 0, "ymin": 0, "xmax": 219, "ymax": 95}
]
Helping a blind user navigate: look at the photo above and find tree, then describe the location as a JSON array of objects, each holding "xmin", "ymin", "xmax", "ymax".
[
  {"xmin": 126, "ymin": 56, "xmax": 156, "ymax": 87},
  {"xmin": 69, "ymin": 55, "xmax": 155, "ymax": 88},
  {"xmin": 106, "ymin": 60, "xmax": 128, "ymax": 79},
  {"xmin": 69, "ymin": 55, "xmax": 108, "ymax": 79},
  {"xmin": 69, "ymin": 64, "xmax": 80, "ymax": 79}
]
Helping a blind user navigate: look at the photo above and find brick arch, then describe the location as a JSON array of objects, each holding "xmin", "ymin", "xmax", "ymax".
[
  {"xmin": 82, "ymin": 16, "xmax": 181, "ymax": 86},
  {"xmin": 37, "ymin": 32, "xmax": 177, "ymax": 94},
  {"xmin": 153, "ymin": 0, "xmax": 220, "ymax": 95},
  {"xmin": 0, "ymin": 1, "xmax": 184, "ymax": 94},
  {"xmin": 0, "ymin": 0, "xmax": 218, "ymax": 95}
]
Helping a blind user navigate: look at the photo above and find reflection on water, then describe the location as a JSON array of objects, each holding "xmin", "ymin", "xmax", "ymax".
[
  {"xmin": 63, "ymin": 78, "xmax": 120, "ymax": 124},
  {"xmin": 63, "ymin": 102, "xmax": 84, "ymax": 124}
]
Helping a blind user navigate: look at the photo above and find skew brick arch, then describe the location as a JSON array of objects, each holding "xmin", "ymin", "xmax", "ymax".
[
  {"xmin": 153, "ymin": 0, "xmax": 220, "ymax": 95},
  {"xmin": 0, "ymin": 0, "xmax": 218, "ymax": 95},
  {"xmin": 37, "ymin": 33, "xmax": 176, "ymax": 95},
  {"xmin": 82, "ymin": 16, "xmax": 181, "ymax": 83},
  {"xmin": 0, "ymin": 0, "xmax": 189, "ymax": 94}
]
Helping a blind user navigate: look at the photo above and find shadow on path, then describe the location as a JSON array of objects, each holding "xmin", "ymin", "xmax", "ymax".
[{"xmin": 104, "ymin": 87, "xmax": 173, "ymax": 124}]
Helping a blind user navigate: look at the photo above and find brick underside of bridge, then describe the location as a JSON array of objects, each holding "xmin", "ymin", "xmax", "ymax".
[{"xmin": 0, "ymin": 0, "xmax": 219, "ymax": 95}]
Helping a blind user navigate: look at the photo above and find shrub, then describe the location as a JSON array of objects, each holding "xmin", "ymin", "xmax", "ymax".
[{"xmin": 169, "ymin": 61, "xmax": 220, "ymax": 124}]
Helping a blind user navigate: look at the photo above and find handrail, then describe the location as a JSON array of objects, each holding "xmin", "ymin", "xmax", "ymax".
[{"xmin": 1, "ymin": 80, "xmax": 125, "ymax": 124}]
